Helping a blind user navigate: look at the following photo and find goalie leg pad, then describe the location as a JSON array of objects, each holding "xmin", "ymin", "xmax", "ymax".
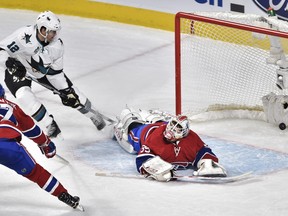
[
  {"xmin": 113, "ymin": 121, "xmax": 137, "ymax": 154},
  {"xmin": 119, "ymin": 108, "xmax": 145, "ymax": 133},
  {"xmin": 113, "ymin": 120, "xmax": 147, "ymax": 154},
  {"xmin": 141, "ymin": 156, "xmax": 174, "ymax": 182}
]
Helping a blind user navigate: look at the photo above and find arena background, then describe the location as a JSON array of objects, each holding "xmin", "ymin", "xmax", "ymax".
[{"xmin": 1, "ymin": 0, "xmax": 286, "ymax": 32}]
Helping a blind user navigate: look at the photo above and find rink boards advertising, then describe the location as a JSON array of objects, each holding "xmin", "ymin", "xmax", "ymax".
[{"xmin": 0, "ymin": 0, "xmax": 287, "ymax": 31}]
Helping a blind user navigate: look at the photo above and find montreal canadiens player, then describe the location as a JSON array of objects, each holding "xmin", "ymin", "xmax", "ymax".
[
  {"xmin": 0, "ymin": 84, "xmax": 82, "ymax": 210},
  {"xmin": 114, "ymin": 108, "xmax": 227, "ymax": 182},
  {"xmin": 0, "ymin": 10, "xmax": 105, "ymax": 138}
]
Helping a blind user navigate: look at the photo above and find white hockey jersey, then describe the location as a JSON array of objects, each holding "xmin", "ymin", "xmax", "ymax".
[{"xmin": 0, "ymin": 25, "xmax": 64, "ymax": 80}]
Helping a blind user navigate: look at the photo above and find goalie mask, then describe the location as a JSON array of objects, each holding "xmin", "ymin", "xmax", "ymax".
[
  {"xmin": 36, "ymin": 11, "xmax": 61, "ymax": 42},
  {"xmin": 163, "ymin": 115, "xmax": 189, "ymax": 142}
]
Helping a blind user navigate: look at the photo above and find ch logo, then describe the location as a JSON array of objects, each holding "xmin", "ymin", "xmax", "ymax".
[{"xmin": 174, "ymin": 146, "xmax": 181, "ymax": 157}]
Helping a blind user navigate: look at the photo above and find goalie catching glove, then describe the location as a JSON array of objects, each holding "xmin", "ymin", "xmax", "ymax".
[
  {"xmin": 5, "ymin": 57, "xmax": 26, "ymax": 80},
  {"xmin": 141, "ymin": 156, "xmax": 174, "ymax": 182}
]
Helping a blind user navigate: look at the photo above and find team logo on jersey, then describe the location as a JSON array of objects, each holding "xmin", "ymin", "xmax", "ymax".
[
  {"xmin": 27, "ymin": 56, "xmax": 49, "ymax": 74},
  {"xmin": 21, "ymin": 168, "xmax": 27, "ymax": 173},
  {"xmin": 22, "ymin": 33, "xmax": 32, "ymax": 44},
  {"xmin": 253, "ymin": 0, "xmax": 288, "ymax": 21},
  {"xmin": 174, "ymin": 145, "xmax": 181, "ymax": 157}
]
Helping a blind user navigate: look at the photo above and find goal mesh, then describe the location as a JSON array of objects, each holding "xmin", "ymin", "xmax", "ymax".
[{"xmin": 175, "ymin": 12, "xmax": 288, "ymax": 121}]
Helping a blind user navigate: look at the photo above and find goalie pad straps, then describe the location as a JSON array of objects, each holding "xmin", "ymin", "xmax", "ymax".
[{"xmin": 141, "ymin": 156, "xmax": 174, "ymax": 182}]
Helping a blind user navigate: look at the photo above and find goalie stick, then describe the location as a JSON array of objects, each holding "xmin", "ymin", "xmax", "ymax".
[
  {"xmin": 26, "ymin": 76, "xmax": 116, "ymax": 124},
  {"xmin": 95, "ymin": 171, "xmax": 253, "ymax": 184},
  {"xmin": 173, "ymin": 171, "xmax": 253, "ymax": 184}
]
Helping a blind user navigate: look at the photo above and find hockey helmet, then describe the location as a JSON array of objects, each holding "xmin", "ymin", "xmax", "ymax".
[
  {"xmin": 36, "ymin": 11, "xmax": 61, "ymax": 39},
  {"xmin": 163, "ymin": 115, "xmax": 189, "ymax": 142}
]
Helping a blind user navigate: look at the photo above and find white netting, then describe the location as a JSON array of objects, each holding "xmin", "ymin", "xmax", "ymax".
[{"xmin": 177, "ymin": 12, "xmax": 288, "ymax": 121}]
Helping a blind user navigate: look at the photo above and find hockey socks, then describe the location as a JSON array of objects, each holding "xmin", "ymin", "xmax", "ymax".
[{"xmin": 24, "ymin": 163, "xmax": 67, "ymax": 197}]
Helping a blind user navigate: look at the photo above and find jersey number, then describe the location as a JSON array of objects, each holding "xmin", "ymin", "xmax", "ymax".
[{"xmin": 7, "ymin": 41, "xmax": 19, "ymax": 53}]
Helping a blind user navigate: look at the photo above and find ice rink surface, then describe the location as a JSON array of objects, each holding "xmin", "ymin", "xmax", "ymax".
[{"xmin": 0, "ymin": 9, "xmax": 288, "ymax": 216}]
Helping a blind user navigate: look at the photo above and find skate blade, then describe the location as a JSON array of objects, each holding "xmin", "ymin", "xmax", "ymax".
[{"xmin": 76, "ymin": 204, "xmax": 85, "ymax": 212}]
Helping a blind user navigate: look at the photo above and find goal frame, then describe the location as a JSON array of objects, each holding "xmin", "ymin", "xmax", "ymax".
[{"xmin": 175, "ymin": 12, "xmax": 288, "ymax": 115}]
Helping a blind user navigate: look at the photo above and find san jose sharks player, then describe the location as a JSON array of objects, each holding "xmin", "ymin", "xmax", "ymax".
[
  {"xmin": 0, "ymin": 84, "xmax": 83, "ymax": 210},
  {"xmin": 113, "ymin": 108, "xmax": 227, "ymax": 182},
  {"xmin": 0, "ymin": 10, "xmax": 106, "ymax": 138}
]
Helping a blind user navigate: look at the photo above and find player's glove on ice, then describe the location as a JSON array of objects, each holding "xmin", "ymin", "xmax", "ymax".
[
  {"xmin": 5, "ymin": 57, "xmax": 26, "ymax": 79},
  {"xmin": 39, "ymin": 140, "xmax": 56, "ymax": 158}
]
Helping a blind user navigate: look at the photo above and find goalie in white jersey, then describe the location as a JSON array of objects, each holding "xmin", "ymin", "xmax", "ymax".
[{"xmin": 0, "ymin": 11, "xmax": 106, "ymax": 137}]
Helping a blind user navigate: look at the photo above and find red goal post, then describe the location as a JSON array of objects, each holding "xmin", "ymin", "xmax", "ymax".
[{"xmin": 175, "ymin": 12, "xmax": 288, "ymax": 119}]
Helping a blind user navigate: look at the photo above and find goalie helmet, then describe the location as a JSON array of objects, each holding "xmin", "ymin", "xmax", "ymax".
[
  {"xmin": 36, "ymin": 11, "xmax": 61, "ymax": 40},
  {"xmin": 163, "ymin": 115, "xmax": 189, "ymax": 142}
]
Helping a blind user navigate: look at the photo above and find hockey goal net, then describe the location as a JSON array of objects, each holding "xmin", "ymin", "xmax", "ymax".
[{"xmin": 175, "ymin": 12, "xmax": 288, "ymax": 121}]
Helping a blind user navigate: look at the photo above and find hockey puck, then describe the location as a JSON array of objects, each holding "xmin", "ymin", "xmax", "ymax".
[{"xmin": 279, "ymin": 123, "xmax": 286, "ymax": 130}]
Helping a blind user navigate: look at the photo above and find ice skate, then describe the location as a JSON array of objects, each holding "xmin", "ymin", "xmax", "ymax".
[
  {"xmin": 58, "ymin": 192, "xmax": 84, "ymax": 211},
  {"xmin": 46, "ymin": 115, "xmax": 61, "ymax": 138}
]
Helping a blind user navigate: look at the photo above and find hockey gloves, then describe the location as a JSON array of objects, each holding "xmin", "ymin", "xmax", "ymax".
[
  {"xmin": 141, "ymin": 156, "xmax": 175, "ymax": 182},
  {"xmin": 5, "ymin": 57, "xmax": 26, "ymax": 80},
  {"xmin": 39, "ymin": 140, "xmax": 56, "ymax": 158},
  {"xmin": 193, "ymin": 159, "xmax": 227, "ymax": 177},
  {"xmin": 59, "ymin": 87, "xmax": 80, "ymax": 108}
]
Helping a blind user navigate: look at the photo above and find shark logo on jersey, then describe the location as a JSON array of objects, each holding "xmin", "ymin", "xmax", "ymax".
[
  {"xmin": 22, "ymin": 33, "xmax": 32, "ymax": 44},
  {"xmin": 27, "ymin": 56, "xmax": 49, "ymax": 74}
]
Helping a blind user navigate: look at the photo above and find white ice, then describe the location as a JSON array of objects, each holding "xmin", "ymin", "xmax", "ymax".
[{"xmin": 0, "ymin": 9, "xmax": 288, "ymax": 216}]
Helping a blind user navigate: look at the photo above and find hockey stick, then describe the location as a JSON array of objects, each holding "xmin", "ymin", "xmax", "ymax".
[
  {"xmin": 55, "ymin": 154, "xmax": 70, "ymax": 165},
  {"xmin": 95, "ymin": 171, "xmax": 253, "ymax": 184},
  {"xmin": 96, "ymin": 172, "xmax": 144, "ymax": 179},
  {"xmin": 26, "ymin": 76, "xmax": 116, "ymax": 124}
]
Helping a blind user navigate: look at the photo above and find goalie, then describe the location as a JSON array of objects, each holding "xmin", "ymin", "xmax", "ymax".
[{"xmin": 113, "ymin": 108, "xmax": 227, "ymax": 182}]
